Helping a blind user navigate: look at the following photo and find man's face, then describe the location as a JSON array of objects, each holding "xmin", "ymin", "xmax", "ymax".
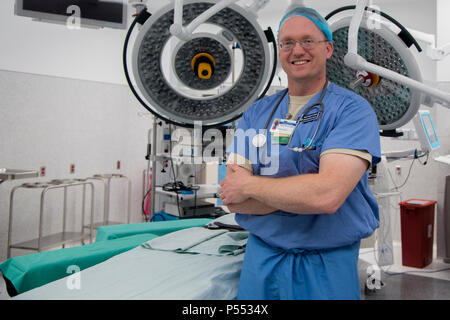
[{"xmin": 278, "ymin": 16, "xmax": 333, "ymax": 84}]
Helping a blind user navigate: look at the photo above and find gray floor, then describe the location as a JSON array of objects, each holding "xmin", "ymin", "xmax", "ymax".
[{"xmin": 358, "ymin": 259, "xmax": 450, "ymax": 300}]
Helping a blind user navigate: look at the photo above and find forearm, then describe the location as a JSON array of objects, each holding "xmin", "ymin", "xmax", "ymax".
[
  {"xmin": 221, "ymin": 154, "xmax": 367, "ymax": 214},
  {"xmin": 226, "ymin": 198, "xmax": 277, "ymax": 215},
  {"xmin": 221, "ymin": 163, "xmax": 332, "ymax": 214},
  {"xmin": 242, "ymin": 154, "xmax": 368, "ymax": 214},
  {"xmin": 244, "ymin": 174, "xmax": 335, "ymax": 214}
]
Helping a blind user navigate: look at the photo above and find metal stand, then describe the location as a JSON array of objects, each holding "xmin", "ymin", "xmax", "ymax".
[
  {"xmin": 0, "ymin": 169, "xmax": 39, "ymax": 184},
  {"xmin": 84, "ymin": 174, "xmax": 131, "ymax": 229},
  {"xmin": 144, "ymin": 116, "xmax": 223, "ymax": 220},
  {"xmin": 7, "ymin": 179, "xmax": 94, "ymax": 259},
  {"xmin": 150, "ymin": 117, "xmax": 157, "ymax": 220}
]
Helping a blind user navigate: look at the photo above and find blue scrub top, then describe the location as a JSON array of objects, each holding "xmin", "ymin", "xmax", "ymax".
[{"xmin": 227, "ymin": 82, "xmax": 381, "ymax": 250}]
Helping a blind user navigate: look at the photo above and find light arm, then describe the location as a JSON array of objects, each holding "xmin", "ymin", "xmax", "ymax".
[
  {"xmin": 170, "ymin": 0, "xmax": 240, "ymax": 41},
  {"xmin": 345, "ymin": 0, "xmax": 450, "ymax": 107}
]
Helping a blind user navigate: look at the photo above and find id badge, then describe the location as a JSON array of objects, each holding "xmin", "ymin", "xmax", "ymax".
[{"xmin": 269, "ymin": 118, "xmax": 296, "ymax": 145}]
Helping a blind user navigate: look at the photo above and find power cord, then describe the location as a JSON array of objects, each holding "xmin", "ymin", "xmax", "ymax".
[
  {"xmin": 142, "ymin": 187, "xmax": 152, "ymax": 221},
  {"xmin": 162, "ymin": 181, "xmax": 200, "ymax": 193},
  {"xmin": 388, "ymin": 150, "xmax": 429, "ymax": 191}
]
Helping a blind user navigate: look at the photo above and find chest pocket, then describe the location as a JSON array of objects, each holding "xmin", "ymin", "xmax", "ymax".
[
  {"xmin": 271, "ymin": 147, "xmax": 300, "ymax": 177},
  {"xmin": 256, "ymin": 137, "xmax": 300, "ymax": 178}
]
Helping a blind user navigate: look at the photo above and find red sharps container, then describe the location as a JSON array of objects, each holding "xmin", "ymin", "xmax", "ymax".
[{"xmin": 399, "ymin": 199, "xmax": 437, "ymax": 268}]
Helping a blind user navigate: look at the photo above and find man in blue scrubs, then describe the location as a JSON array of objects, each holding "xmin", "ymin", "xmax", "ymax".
[{"xmin": 219, "ymin": 7, "xmax": 381, "ymax": 300}]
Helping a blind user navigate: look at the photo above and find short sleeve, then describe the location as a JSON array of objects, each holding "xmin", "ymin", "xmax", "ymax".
[
  {"xmin": 226, "ymin": 152, "xmax": 254, "ymax": 173},
  {"xmin": 321, "ymin": 96, "xmax": 381, "ymax": 166},
  {"xmin": 321, "ymin": 148, "xmax": 372, "ymax": 166}
]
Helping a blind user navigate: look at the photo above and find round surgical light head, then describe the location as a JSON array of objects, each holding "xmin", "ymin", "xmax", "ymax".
[
  {"xmin": 326, "ymin": 13, "xmax": 422, "ymax": 131},
  {"xmin": 129, "ymin": 0, "xmax": 274, "ymax": 128}
]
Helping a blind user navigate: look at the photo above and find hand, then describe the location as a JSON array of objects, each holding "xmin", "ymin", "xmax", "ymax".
[{"xmin": 219, "ymin": 164, "xmax": 253, "ymax": 205}]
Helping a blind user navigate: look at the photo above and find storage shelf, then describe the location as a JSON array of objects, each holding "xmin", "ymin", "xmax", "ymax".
[
  {"xmin": 154, "ymin": 154, "xmax": 223, "ymax": 163},
  {"xmin": 10, "ymin": 232, "xmax": 90, "ymax": 251},
  {"xmin": 0, "ymin": 169, "xmax": 39, "ymax": 181},
  {"xmin": 155, "ymin": 184, "xmax": 219, "ymax": 201},
  {"xmin": 7, "ymin": 179, "xmax": 95, "ymax": 258}
]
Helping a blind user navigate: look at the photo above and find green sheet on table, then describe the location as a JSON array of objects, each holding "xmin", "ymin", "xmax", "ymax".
[
  {"xmin": 1, "ymin": 218, "xmax": 212, "ymax": 296},
  {"xmin": 0, "ymin": 234, "xmax": 157, "ymax": 296},
  {"xmin": 14, "ymin": 229, "xmax": 246, "ymax": 299},
  {"xmin": 95, "ymin": 218, "xmax": 213, "ymax": 242}
]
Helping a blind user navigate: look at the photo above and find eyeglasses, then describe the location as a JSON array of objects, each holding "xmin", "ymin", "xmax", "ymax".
[{"xmin": 278, "ymin": 39, "xmax": 328, "ymax": 52}]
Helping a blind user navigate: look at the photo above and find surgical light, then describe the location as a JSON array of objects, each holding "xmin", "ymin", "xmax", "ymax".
[
  {"xmin": 124, "ymin": 0, "xmax": 277, "ymax": 128},
  {"xmin": 326, "ymin": 6, "xmax": 423, "ymax": 132}
]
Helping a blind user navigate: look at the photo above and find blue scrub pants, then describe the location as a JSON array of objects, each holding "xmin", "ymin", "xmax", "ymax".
[{"xmin": 237, "ymin": 234, "xmax": 361, "ymax": 300}]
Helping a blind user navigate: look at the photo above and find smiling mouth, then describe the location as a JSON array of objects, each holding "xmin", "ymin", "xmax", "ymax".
[{"xmin": 292, "ymin": 60, "xmax": 309, "ymax": 65}]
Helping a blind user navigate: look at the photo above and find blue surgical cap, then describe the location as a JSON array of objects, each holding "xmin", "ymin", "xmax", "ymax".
[{"xmin": 278, "ymin": 7, "xmax": 333, "ymax": 43}]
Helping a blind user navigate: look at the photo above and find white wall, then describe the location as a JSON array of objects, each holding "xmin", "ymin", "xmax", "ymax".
[{"xmin": 437, "ymin": 0, "xmax": 450, "ymax": 82}]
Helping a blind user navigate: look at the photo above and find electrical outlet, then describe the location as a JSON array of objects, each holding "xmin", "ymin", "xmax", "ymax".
[
  {"xmin": 70, "ymin": 164, "xmax": 75, "ymax": 174},
  {"xmin": 117, "ymin": 160, "xmax": 121, "ymax": 170},
  {"xmin": 40, "ymin": 166, "xmax": 46, "ymax": 177}
]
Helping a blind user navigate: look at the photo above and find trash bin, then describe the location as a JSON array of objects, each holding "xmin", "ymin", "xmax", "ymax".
[{"xmin": 399, "ymin": 199, "xmax": 436, "ymax": 268}]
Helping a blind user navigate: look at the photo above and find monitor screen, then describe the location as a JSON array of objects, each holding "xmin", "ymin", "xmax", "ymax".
[
  {"xmin": 15, "ymin": 0, "xmax": 127, "ymax": 29},
  {"xmin": 422, "ymin": 113, "xmax": 437, "ymax": 144},
  {"xmin": 414, "ymin": 110, "xmax": 440, "ymax": 152}
]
